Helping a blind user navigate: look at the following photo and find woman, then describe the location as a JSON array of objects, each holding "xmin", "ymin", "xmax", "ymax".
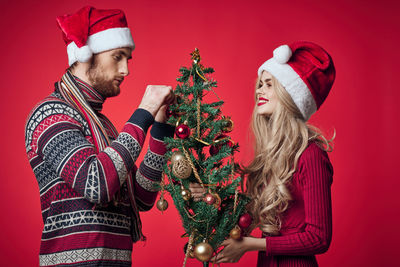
[{"xmin": 212, "ymin": 41, "xmax": 336, "ymax": 266}]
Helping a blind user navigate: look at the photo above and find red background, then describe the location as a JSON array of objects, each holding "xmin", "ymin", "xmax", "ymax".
[{"xmin": 1, "ymin": 0, "xmax": 399, "ymax": 266}]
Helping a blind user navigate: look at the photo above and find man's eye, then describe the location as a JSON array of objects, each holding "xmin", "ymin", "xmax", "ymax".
[{"xmin": 114, "ymin": 55, "xmax": 121, "ymax": 61}]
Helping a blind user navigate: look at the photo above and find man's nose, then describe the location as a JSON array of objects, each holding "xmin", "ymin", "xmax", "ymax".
[{"xmin": 120, "ymin": 60, "xmax": 130, "ymax": 76}]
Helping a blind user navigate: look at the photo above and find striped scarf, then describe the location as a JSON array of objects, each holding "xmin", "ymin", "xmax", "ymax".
[{"xmin": 56, "ymin": 71, "xmax": 144, "ymax": 242}]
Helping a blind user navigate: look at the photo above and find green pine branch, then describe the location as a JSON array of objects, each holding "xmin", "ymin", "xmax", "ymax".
[{"xmin": 162, "ymin": 50, "xmax": 250, "ymax": 261}]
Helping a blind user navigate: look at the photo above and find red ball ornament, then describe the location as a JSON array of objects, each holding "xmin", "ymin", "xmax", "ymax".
[
  {"xmin": 209, "ymin": 134, "xmax": 234, "ymax": 155},
  {"xmin": 209, "ymin": 145, "xmax": 219, "ymax": 156},
  {"xmin": 203, "ymin": 193, "xmax": 216, "ymax": 205},
  {"xmin": 175, "ymin": 124, "xmax": 190, "ymax": 139},
  {"xmin": 238, "ymin": 213, "xmax": 252, "ymax": 229},
  {"xmin": 216, "ymin": 134, "xmax": 234, "ymax": 147}
]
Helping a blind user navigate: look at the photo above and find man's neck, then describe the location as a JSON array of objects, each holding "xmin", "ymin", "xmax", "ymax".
[{"xmin": 70, "ymin": 64, "xmax": 92, "ymax": 86}]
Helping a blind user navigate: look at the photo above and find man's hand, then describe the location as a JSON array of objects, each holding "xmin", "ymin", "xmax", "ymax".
[
  {"xmin": 139, "ymin": 85, "xmax": 174, "ymax": 117},
  {"xmin": 155, "ymin": 92, "xmax": 177, "ymax": 123},
  {"xmin": 154, "ymin": 105, "xmax": 169, "ymax": 123},
  {"xmin": 188, "ymin": 183, "xmax": 206, "ymax": 202}
]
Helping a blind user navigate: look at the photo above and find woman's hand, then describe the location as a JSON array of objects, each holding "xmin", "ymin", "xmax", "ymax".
[
  {"xmin": 212, "ymin": 238, "xmax": 248, "ymax": 263},
  {"xmin": 211, "ymin": 236, "xmax": 266, "ymax": 263},
  {"xmin": 188, "ymin": 183, "xmax": 206, "ymax": 201}
]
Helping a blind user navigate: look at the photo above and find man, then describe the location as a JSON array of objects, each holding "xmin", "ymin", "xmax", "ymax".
[{"xmin": 25, "ymin": 6, "xmax": 174, "ymax": 266}]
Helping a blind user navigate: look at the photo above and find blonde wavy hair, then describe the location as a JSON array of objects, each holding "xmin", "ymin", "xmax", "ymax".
[{"xmin": 243, "ymin": 73, "xmax": 334, "ymax": 235}]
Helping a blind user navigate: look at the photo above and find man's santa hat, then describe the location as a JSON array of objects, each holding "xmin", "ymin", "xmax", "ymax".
[
  {"xmin": 258, "ymin": 41, "xmax": 335, "ymax": 121},
  {"xmin": 57, "ymin": 6, "xmax": 134, "ymax": 66}
]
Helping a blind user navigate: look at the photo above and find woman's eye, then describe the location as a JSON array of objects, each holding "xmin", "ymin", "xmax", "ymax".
[{"xmin": 114, "ymin": 55, "xmax": 121, "ymax": 61}]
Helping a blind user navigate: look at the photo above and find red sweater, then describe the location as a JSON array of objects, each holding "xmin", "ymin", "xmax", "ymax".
[{"xmin": 257, "ymin": 142, "xmax": 333, "ymax": 267}]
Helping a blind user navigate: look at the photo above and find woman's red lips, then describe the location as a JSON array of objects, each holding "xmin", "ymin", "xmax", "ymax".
[{"xmin": 258, "ymin": 97, "xmax": 269, "ymax": 106}]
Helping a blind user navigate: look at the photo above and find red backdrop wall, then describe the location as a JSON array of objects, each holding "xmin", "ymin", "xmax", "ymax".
[{"xmin": 1, "ymin": 0, "xmax": 399, "ymax": 266}]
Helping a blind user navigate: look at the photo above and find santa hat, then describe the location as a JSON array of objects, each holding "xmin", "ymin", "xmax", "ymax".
[
  {"xmin": 56, "ymin": 6, "xmax": 135, "ymax": 66},
  {"xmin": 258, "ymin": 41, "xmax": 335, "ymax": 121}
]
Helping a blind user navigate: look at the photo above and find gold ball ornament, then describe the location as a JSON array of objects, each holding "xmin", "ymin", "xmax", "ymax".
[
  {"xmin": 171, "ymin": 151, "xmax": 185, "ymax": 164},
  {"xmin": 222, "ymin": 117, "xmax": 234, "ymax": 133},
  {"xmin": 172, "ymin": 157, "xmax": 192, "ymax": 179},
  {"xmin": 181, "ymin": 189, "xmax": 192, "ymax": 201},
  {"xmin": 194, "ymin": 242, "xmax": 214, "ymax": 262},
  {"xmin": 156, "ymin": 198, "xmax": 168, "ymax": 211},
  {"xmin": 229, "ymin": 226, "xmax": 242, "ymax": 240}
]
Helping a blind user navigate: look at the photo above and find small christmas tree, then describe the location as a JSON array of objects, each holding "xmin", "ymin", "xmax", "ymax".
[{"xmin": 159, "ymin": 49, "xmax": 250, "ymax": 267}]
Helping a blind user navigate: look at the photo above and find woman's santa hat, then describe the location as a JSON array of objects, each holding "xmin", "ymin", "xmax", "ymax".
[
  {"xmin": 57, "ymin": 6, "xmax": 135, "ymax": 66},
  {"xmin": 258, "ymin": 41, "xmax": 335, "ymax": 121}
]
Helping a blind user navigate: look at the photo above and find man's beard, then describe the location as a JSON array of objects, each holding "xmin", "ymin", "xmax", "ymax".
[{"xmin": 87, "ymin": 58, "xmax": 120, "ymax": 98}]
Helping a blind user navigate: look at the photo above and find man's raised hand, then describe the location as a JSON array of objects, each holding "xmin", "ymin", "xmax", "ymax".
[{"xmin": 139, "ymin": 85, "xmax": 174, "ymax": 117}]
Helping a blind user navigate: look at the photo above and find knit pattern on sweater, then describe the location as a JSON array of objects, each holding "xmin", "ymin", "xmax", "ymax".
[
  {"xmin": 258, "ymin": 142, "xmax": 333, "ymax": 267},
  {"xmin": 25, "ymin": 77, "xmax": 174, "ymax": 266}
]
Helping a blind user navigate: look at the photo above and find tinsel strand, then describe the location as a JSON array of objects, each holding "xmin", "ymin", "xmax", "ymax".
[
  {"xmin": 182, "ymin": 232, "xmax": 194, "ymax": 267},
  {"xmin": 197, "ymin": 98, "xmax": 201, "ymax": 138},
  {"xmin": 183, "ymin": 206, "xmax": 206, "ymax": 223},
  {"xmin": 182, "ymin": 146, "xmax": 205, "ymax": 188},
  {"xmin": 160, "ymin": 174, "xmax": 165, "ymax": 200},
  {"xmin": 233, "ymin": 189, "xmax": 239, "ymax": 214},
  {"xmin": 196, "ymin": 67, "xmax": 222, "ymax": 102}
]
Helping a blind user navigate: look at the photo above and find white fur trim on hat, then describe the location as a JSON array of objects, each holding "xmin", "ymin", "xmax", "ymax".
[
  {"xmin": 75, "ymin": 45, "xmax": 92, "ymax": 63},
  {"xmin": 67, "ymin": 27, "xmax": 134, "ymax": 66},
  {"xmin": 67, "ymin": 42, "xmax": 87, "ymax": 66},
  {"xmin": 273, "ymin": 45, "xmax": 292, "ymax": 64},
  {"xmin": 258, "ymin": 58, "xmax": 317, "ymax": 121},
  {"xmin": 88, "ymin": 27, "xmax": 134, "ymax": 53}
]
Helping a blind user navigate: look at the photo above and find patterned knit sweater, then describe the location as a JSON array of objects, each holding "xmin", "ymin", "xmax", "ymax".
[
  {"xmin": 257, "ymin": 142, "xmax": 333, "ymax": 267},
  {"xmin": 25, "ymin": 76, "xmax": 174, "ymax": 266}
]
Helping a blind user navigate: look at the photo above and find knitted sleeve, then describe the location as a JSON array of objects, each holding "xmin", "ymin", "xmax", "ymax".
[
  {"xmin": 25, "ymin": 98, "xmax": 154, "ymax": 204},
  {"xmin": 265, "ymin": 143, "xmax": 333, "ymax": 256},
  {"xmin": 132, "ymin": 122, "xmax": 175, "ymax": 211}
]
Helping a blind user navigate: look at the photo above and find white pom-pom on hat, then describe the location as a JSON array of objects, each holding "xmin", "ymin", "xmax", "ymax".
[
  {"xmin": 75, "ymin": 45, "xmax": 93, "ymax": 63},
  {"xmin": 273, "ymin": 45, "xmax": 292, "ymax": 64}
]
